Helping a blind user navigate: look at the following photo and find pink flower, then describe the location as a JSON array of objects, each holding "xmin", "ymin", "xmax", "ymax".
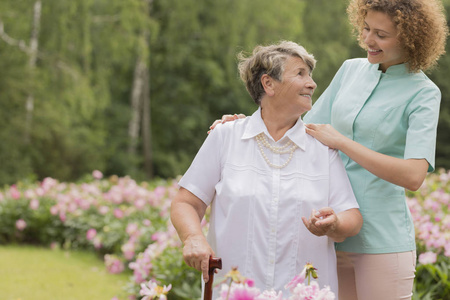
[
  {"xmin": 290, "ymin": 281, "xmax": 321, "ymax": 299},
  {"xmin": 153, "ymin": 186, "xmax": 166, "ymax": 199},
  {"xmin": 104, "ymin": 254, "xmax": 125, "ymax": 274},
  {"xmin": 445, "ymin": 242, "xmax": 450, "ymax": 257},
  {"xmin": 92, "ymin": 170, "xmax": 103, "ymax": 179},
  {"xmin": 114, "ymin": 208, "xmax": 124, "ymax": 219},
  {"xmin": 218, "ymin": 283, "xmax": 261, "ymax": 300},
  {"xmin": 134, "ymin": 198, "xmax": 146, "ymax": 209},
  {"xmin": 98, "ymin": 205, "xmax": 109, "ymax": 215},
  {"xmin": 24, "ymin": 189, "xmax": 35, "ymax": 199},
  {"xmin": 59, "ymin": 213, "xmax": 66, "ymax": 222},
  {"xmin": 29, "ymin": 198, "xmax": 39, "ymax": 210},
  {"xmin": 50, "ymin": 205, "xmax": 58, "ymax": 215},
  {"xmin": 126, "ymin": 223, "xmax": 139, "ymax": 236},
  {"xmin": 140, "ymin": 280, "xmax": 172, "ymax": 300},
  {"xmin": 256, "ymin": 290, "xmax": 283, "ymax": 300},
  {"xmin": 285, "ymin": 267, "xmax": 306, "ymax": 292},
  {"xmin": 418, "ymin": 251, "xmax": 437, "ymax": 265},
  {"xmin": 41, "ymin": 177, "xmax": 58, "ymax": 191},
  {"xmin": 93, "ymin": 237, "xmax": 102, "ymax": 249},
  {"xmin": 244, "ymin": 278, "xmax": 255, "ymax": 288},
  {"xmin": 315, "ymin": 286, "xmax": 335, "ymax": 300},
  {"xmin": 86, "ymin": 228, "xmax": 97, "ymax": 240},
  {"xmin": 15, "ymin": 219, "xmax": 27, "ymax": 231},
  {"xmin": 121, "ymin": 242, "xmax": 136, "ymax": 260},
  {"xmin": 10, "ymin": 185, "xmax": 21, "ymax": 199}
]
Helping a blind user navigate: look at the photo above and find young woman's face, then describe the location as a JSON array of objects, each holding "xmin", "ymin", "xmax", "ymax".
[{"xmin": 362, "ymin": 10, "xmax": 407, "ymax": 72}]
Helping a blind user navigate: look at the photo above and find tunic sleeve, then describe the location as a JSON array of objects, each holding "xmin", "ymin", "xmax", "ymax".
[
  {"xmin": 404, "ymin": 85, "xmax": 441, "ymax": 172},
  {"xmin": 178, "ymin": 127, "xmax": 223, "ymax": 205}
]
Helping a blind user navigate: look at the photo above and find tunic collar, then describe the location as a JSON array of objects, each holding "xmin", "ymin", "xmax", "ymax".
[
  {"xmin": 241, "ymin": 107, "xmax": 307, "ymax": 151},
  {"xmin": 373, "ymin": 62, "xmax": 410, "ymax": 76}
]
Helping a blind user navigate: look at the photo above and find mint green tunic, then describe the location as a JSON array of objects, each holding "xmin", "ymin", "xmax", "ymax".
[{"xmin": 303, "ymin": 58, "xmax": 441, "ymax": 254}]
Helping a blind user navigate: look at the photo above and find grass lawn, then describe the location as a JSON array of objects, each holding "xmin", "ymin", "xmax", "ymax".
[{"xmin": 0, "ymin": 244, "xmax": 130, "ymax": 300}]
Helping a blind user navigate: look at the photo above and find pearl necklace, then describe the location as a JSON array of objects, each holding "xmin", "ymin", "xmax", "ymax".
[{"xmin": 255, "ymin": 133, "xmax": 298, "ymax": 169}]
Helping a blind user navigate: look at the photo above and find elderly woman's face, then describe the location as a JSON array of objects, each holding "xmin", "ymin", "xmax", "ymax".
[{"xmin": 273, "ymin": 56, "xmax": 317, "ymax": 114}]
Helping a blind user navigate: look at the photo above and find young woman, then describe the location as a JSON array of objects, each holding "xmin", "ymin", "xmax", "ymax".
[{"xmin": 211, "ymin": 1, "xmax": 448, "ymax": 299}]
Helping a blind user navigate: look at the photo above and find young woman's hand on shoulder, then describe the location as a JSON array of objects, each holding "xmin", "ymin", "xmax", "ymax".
[{"xmin": 208, "ymin": 114, "xmax": 246, "ymax": 133}]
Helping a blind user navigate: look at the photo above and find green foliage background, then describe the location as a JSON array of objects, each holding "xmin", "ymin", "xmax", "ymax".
[{"xmin": 0, "ymin": 0, "xmax": 449, "ymax": 185}]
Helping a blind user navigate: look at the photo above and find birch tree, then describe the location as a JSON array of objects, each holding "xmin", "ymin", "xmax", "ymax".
[
  {"xmin": 24, "ymin": 0, "xmax": 41, "ymax": 143},
  {"xmin": 0, "ymin": 1, "xmax": 41, "ymax": 143},
  {"xmin": 126, "ymin": 0, "xmax": 156, "ymax": 178}
]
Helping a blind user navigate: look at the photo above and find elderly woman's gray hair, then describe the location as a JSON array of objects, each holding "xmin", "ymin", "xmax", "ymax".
[{"xmin": 238, "ymin": 41, "xmax": 316, "ymax": 105}]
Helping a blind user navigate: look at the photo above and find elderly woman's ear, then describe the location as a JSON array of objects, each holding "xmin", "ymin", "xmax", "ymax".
[{"xmin": 261, "ymin": 74, "xmax": 275, "ymax": 97}]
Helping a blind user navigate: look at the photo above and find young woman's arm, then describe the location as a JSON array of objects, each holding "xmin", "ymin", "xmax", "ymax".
[{"xmin": 305, "ymin": 123, "xmax": 429, "ymax": 191}]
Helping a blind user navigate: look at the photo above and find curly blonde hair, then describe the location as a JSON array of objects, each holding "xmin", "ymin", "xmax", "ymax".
[
  {"xmin": 238, "ymin": 41, "xmax": 316, "ymax": 105},
  {"xmin": 347, "ymin": 0, "xmax": 448, "ymax": 73}
]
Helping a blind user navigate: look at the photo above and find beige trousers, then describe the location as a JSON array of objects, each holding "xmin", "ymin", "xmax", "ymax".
[{"xmin": 337, "ymin": 250, "xmax": 416, "ymax": 300}]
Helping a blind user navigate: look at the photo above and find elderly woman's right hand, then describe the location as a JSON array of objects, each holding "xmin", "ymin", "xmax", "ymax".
[
  {"xmin": 302, "ymin": 208, "xmax": 339, "ymax": 238},
  {"xmin": 208, "ymin": 114, "xmax": 246, "ymax": 133},
  {"xmin": 183, "ymin": 234, "xmax": 216, "ymax": 282}
]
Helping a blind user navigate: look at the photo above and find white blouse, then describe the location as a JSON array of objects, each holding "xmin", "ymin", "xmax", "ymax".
[{"xmin": 179, "ymin": 108, "xmax": 358, "ymax": 298}]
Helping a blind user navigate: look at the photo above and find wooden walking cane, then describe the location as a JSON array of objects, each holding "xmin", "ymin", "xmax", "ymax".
[{"xmin": 204, "ymin": 256, "xmax": 222, "ymax": 300}]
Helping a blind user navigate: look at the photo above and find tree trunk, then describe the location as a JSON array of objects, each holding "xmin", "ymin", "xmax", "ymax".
[
  {"xmin": 142, "ymin": 61, "xmax": 153, "ymax": 178},
  {"xmin": 24, "ymin": 0, "xmax": 42, "ymax": 143},
  {"xmin": 142, "ymin": 0, "xmax": 154, "ymax": 178},
  {"xmin": 127, "ymin": 56, "xmax": 146, "ymax": 157},
  {"xmin": 128, "ymin": 0, "xmax": 154, "ymax": 177}
]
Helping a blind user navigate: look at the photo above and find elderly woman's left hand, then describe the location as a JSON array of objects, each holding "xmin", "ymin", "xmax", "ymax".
[
  {"xmin": 302, "ymin": 207, "xmax": 339, "ymax": 237},
  {"xmin": 304, "ymin": 123, "xmax": 344, "ymax": 150}
]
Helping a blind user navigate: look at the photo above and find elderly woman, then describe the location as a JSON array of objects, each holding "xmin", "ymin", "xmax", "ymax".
[{"xmin": 170, "ymin": 41, "xmax": 363, "ymax": 298}]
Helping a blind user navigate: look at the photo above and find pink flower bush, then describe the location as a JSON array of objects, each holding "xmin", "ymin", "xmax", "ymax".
[
  {"xmin": 0, "ymin": 173, "xmax": 191, "ymax": 299},
  {"xmin": 130, "ymin": 221, "xmax": 182, "ymax": 284},
  {"xmin": 4, "ymin": 169, "xmax": 449, "ymax": 299},
  {"xmin": 406, "ymin": 168, "xmax": 450, "ymax": 261}
]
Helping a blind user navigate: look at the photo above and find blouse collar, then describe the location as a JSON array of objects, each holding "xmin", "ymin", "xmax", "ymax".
[{"xmin": 242, "ymin": 107, "xmax": 307, "ymax": 151}]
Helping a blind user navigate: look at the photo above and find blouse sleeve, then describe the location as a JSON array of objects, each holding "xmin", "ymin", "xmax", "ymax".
[
  {"xmin": 327, "ymin": 148, "xmax": 359, "ymax": 213},
  {"xmin": 404, "ymin": 85, "xmax": 441, "ymax": 172},
  {"xmin": 303, "ymin": 60, "xmax": 347, "ymax": 124},
  {"xmin": 178, "ymin": 127, "xmax": 223, "ymax": 205}
]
